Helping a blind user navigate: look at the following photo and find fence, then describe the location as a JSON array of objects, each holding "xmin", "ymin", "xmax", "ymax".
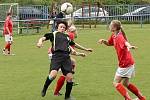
[{"xmin": 0, "ymin": 4, "xmax": 150, "ymax": 34}]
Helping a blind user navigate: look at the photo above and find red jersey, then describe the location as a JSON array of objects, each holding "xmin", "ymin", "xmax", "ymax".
[
  {"xmin": 3, "ymin": 16, "xmax": 13, "ymax": 35},
  {"xmin": 108, "ymin": 32, "xmax": 134, "ymax": 68},
  {"xmin": 68, "ymin": 32, "xmax": 75, "ymax": 48}
]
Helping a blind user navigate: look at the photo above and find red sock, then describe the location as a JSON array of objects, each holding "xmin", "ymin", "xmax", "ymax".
[
  {"xmin": 7, "ymin": 44, "xmax": 11, "ymax": 54},
  {"xmin": 115, "ymin": 83, "xmax": 131, "ymax": 100},
  {"xmin": 5, "ymin": 43, "xmax": 10, "ymax": 50},
  {"xmin": 127, "ymin": 83, "xmax": 144, "ymax": 99},
  {"xmin": 72, "ymin": 64, "xmax": 75, "ymax": 69},
  {"xmin": 54, "ymin": 75, "xmax": 66, "ymax": 95}
]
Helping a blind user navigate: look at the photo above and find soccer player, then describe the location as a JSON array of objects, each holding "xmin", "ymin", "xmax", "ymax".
[
  {"xmin": 98, "ymin": 20, "xmax": 146, "ymax": 100},
  {"xmin": 37, "ymin": 20, "xmax": 85, "ymax": 100},
  {"xmin": 51, "ymin": 11, "xmax": 65, "ymax": 32},
  {"xmin": 3, "ymin": 5, "xmax": 14, "ymax": 55},
  {"xmin": 53, "ymin": 24, "xmax": 93, "ymax": 96}
]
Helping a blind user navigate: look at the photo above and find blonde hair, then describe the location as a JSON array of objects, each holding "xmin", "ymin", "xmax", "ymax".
[
  {"xmin": 68, "ymin": 25, "xmax": 76, "ymax": 32},
  {"xmin": 110, "ymin": 20, "xmax": 121, "ymax": 30},
  {"xmin": 67, "ymin": 18, "xmax": 74, "ymax": 27},
  {"xmin": 110, "ymin": 20, "xmax": 128, "ymax": 40}
]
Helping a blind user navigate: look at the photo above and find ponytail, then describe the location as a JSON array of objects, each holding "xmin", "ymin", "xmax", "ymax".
[{"xmin": 120, "ymin": 26, "xmax": 128, "ymax": 41}]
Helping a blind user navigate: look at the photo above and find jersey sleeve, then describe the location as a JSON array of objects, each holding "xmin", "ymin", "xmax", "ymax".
[
  {"xmin": 108, "ymin": 34, "xmax": 114, "ymax": 45},
  {"xmin": 69, "ymin": 40, "xmax": 75, "ymax": 46},
  {"xmin": 44, "ymin": 33, "xmax": 54, "ymax": 41},
  {"xmin": 68, "ymin": 33, "xmax": 75, "ymax": 40}
]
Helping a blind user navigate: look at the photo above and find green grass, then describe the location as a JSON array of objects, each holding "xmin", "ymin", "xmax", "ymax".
[{"xmin": 0, "ymin": 24, "xmax": 150, "ymax": 100}]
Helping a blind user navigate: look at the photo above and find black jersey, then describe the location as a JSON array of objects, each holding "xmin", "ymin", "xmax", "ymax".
[
  {"xmin": 56, "ymin": 12, "xmax": 65, "ymax": 19},
  {"xmin": 44, "ymin": 32, "xmax": 75, "ymax": 53}
]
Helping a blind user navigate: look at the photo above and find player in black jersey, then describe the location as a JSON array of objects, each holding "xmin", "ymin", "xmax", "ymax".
[{"xmin": 37, "ymin": 20, "xmax": 85, "ymax": 100}]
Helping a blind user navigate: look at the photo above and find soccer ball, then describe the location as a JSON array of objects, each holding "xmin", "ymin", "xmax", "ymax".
[{"xmin": 61, "ymin": 2, "xmax": 73, "ymax": 15}]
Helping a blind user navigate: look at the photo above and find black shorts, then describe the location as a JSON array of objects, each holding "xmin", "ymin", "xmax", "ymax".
[{"xmin": 50, "ymin": 52, "xmax": 72, "ymax": 76}]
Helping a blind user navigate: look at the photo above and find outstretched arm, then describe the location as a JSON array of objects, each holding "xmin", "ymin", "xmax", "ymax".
[
  {"xmin": 125, "ymin": 42, "xmax": 137, "ymax": 49},
  {"xmin": 98, "ymin": 39, "xmax": 113, "ymax": 46},
  {"xmin": 70, "ymin": 46, "xmax": 86, "ymax": 57},
  {"xmin": 75, "ymin": 43, "xmax": 93, "ymax": 52},
  {"xmin": 8, "ymin": 5, "xmax": 13, "ymax": 14}
]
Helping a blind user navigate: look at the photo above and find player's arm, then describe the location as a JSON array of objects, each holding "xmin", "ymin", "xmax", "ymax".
[
  {"xmin": 4, "ymin": 19, "xmax": 12, "ymax": 36},
  {"xmin": 69, "ymin": 41, "xmax": 86, "ymax": 57},
  {"xmin": 75, "ymin": 43, "xmax": 93, "ymax": 52},
  {"xmin": 8, "ymin": 5, "xmax": 13, "ymax": 14},
  {"xmin": 125, "ymin": 41, "xmax": 137, "ymax": 49},
  {"xmin": 6, "ymin": 27, "xmax": 11, "ymax": 35},
  {"xmin": 37, "ymin": 37, "xmax": 46, "ymax": 48},
  {"xmin": 98, "ymin": 39, "xmax": 113, "ymax": 46},
  {"xmin": 37, "ymin": 33, "xmax": 53, "ymax": 48},
  {"xmin": 70, "ymin": 46, "xmax": 86, "ymax": 57}
]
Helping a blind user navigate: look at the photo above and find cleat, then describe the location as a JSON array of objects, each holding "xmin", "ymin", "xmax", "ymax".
[
  {"xmin": 8, "ymin": 53, "xmax": 15, "ymax": 56},
  {"xmin": 65, "ymin": 96, "xmax": 76, "ymax": 100},
  {"xmin": 41, "ymin": 88, "xmax": 46, "ymax": 97},
  {"xmin": 132, "ymin": 96, "xmax": 146, "ymax": 100},
  {"xmin": 54, "ymin": 92, "xmax": 63, "ymax": 96},
  {"xmin": 2, "ymin": 49, "xmax": 7, "ymax": 55},
  {"xmin": 140, "ymin": 96, "xmax": 146, "ymax": 100},
  {"xmin": 73, "ymin": 82, "xmax": 79, "ymax": 86}
]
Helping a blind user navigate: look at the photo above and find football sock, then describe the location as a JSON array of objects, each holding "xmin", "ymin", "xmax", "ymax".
[
  {"xmin": 7, "ymin": 44, "xmax": 11, "ymax": 54},
  {"xmin": 4, "ymin": 43, "xmax": 10, "ymax": 50},
  {"xmin": 127, "ymin": 83, "xmax": 144, "ymax": 99},
  {"xmin": 54, "ymin": 75, "xmax": 66, "ymax": 95},
  {"xmin": 65, "ymin": 82, "xmax": 73, "ymax": 99},
  {"xmin": 72, "ymin": 65, "xmax": 75, "ymax": 74},
  {"xmin": 115, "ymin": 83, "xmax": 131, "ymax": 100},
  {"xmin": 43, "ymin": 76, "xmax": 53, "ymax": 91}
]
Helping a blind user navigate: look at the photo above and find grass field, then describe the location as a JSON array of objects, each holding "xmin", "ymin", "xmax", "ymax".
[{"xmin": 0, "ymin": 24, "xmax": 150, "ymax": 100}]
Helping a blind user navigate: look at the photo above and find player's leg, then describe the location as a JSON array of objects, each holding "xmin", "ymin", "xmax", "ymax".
[
  {"xmin": 113, "ymin": 76, "xmax": 131, "ymax": 100},
  {"xmin": 53, "ymin": 57, "xmax": 77, "ymax": 96},
  {"xmin": 41, "ymin": 70, "xmax": 58, "ymax": 97},
  {"xmin": 65, "ymin": 73, "xmax": 74, "ymax": 100},
  {"xmin": 71, "ymin": 57, "xmax": 79, "ymax": 86},
  {"xmin": 41, "ymin": 58, "xmax": 60, "ymax": 97},
  {"xmin": 3, "ymin": 35, "xmax": 11, "ymax": 55},
  {"xmin": 54, "ymin": 75, "xmax": 65, "ymax": 96},
  {"xmin": 113, "ymin": 67, "xmax": 132, "ymax": 100},
  {"xmin": 122, "ymin": 78, "xmax": 145, "ymax": 100},
  {"xmin": 71, "ymin": 57, "xmax": 76, "ymax": 74},
  {"xmin": 7, "ymin": 36, "xmax": 13, "ymax": 55},
  {"xmin": 62, "ymin": 58, "xmax": 74, "ymax": 100}
]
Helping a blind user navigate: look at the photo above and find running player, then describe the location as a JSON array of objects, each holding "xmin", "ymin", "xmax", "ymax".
[{"xmin": 98, "ymin": 20, "xmax": 146, "ymax": 100}]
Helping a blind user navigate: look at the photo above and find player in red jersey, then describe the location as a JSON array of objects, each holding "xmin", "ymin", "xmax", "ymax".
[
  {"xmin": 3, "ymin": 5, "xmax": 14, "ymax": 55},
  {"xmin": 98, "ymin": 20, "xmax": 146, "ymax": 100}
]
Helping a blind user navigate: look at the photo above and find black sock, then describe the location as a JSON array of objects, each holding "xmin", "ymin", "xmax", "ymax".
[
  {"xmin": 65, "ymin": 82, "xmax": 73, "ymax": 99},
  {"xmin": 43, "ymin": 76, "xmax": 53, "ymax": 91}
]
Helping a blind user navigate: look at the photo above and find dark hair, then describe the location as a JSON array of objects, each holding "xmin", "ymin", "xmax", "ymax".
[
  {"xmin": 7, "ymin": 12, "xmax": 12, "ymax": 16},
  {"xmin": 56, "ymin": 20, "xmax": 68, "ymax": 30}
]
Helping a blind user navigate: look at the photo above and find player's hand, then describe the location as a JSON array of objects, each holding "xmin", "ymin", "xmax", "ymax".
[
  {"xmin": 86, "ymin": 48, "xmax": 93, "ymax": 52},
  {"xmin": 129, "ymin": 46, "xmax": 138, "ymax": 49},
  {"xmin": 71, "ymin": 48, "xmax": 76, "ymax": 54},
  {"xmin": 79, "ymin": 53, "xmax": 86, "ymax": 57},
  {"xmin": 37, "ymin": 42, "xmax": 43, "ymax": 48},
  {"xmin": 98, "ymin": 39, "xmax": 105, "ymax": 44}
]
